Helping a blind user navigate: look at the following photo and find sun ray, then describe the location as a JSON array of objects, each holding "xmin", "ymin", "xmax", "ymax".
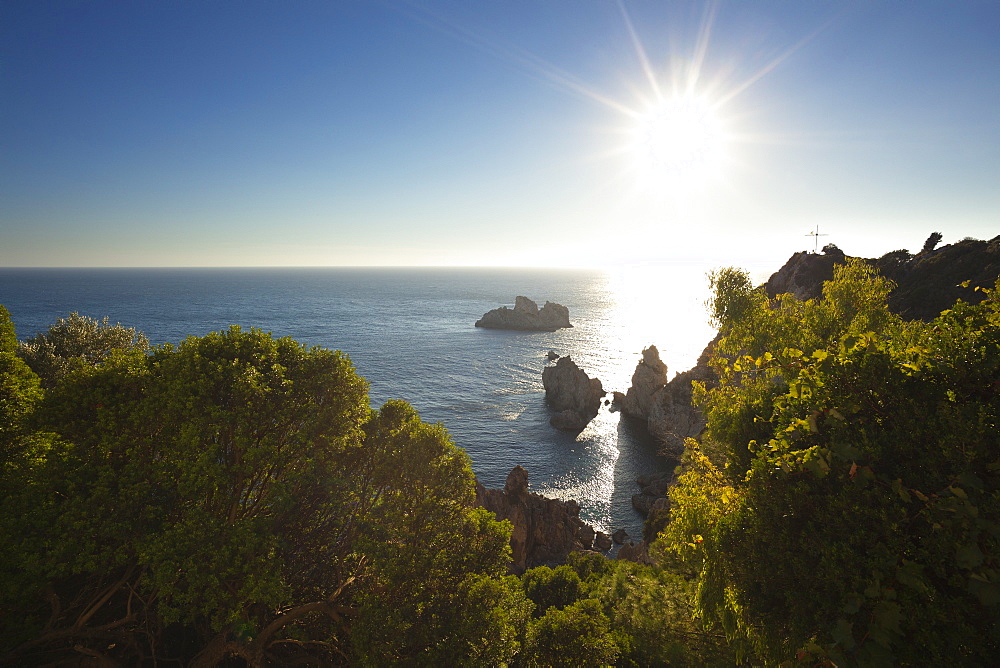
[{"xmin": 616, "ymin": 0, "xmax": 661, "ymax": 100}]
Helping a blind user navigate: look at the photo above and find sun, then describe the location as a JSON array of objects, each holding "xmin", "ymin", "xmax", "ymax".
[{"xmin": 628, "ymin": 93, "xmax": 726, "ymax": 192}]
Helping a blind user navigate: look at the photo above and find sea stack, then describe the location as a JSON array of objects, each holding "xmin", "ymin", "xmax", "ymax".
[
  {"xmin": 475, "ymin": 296, "xmax": 572, "ymax": 331},
  {"xmin": 541, "ymin": 356, "xmax": 604, "ymax": 430}
]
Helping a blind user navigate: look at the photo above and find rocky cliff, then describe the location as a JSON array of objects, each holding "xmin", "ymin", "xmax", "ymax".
[
  {"xmin": 475, "ymin": 296, "xmax": 573, "ymax": 331},
  {"xmin": 765, "ymin": 236, "xmax": 1000, "ymax": 319},
  {"xmin": 542, "ymin": 356, "xmax": 605, "ymax": 430},
  {"xmin": 476, "ymin": 466, "xmax": 610, "ymax": 574}
]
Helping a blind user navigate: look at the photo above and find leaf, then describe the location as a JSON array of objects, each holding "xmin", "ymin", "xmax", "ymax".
[
  {"xmin": 957, "ymin": 543, "xmax": 984, "ymax": 570},
  {"xmin": 891, "ymin": 478, "xmax": 911, "ymax": 503},
  {"xmin": 872, "ymin": 600, "xmax": 902, "ymax": 634},
  {"xmin": 968, "ymin": 576, "xmax": 1000, "ymax": 606},
  {"xmin": 812, "ymin": 349, "xmax": 830, "ymax": 361},
  {"xmin": 832, "ymin": 618, "xmax": 856, "ymax": 650},
  {"xmin": 950, "ymin": 486, "xmax": 968, "ymax": 500},
  {"xmin": 958, "ymin": 472, "xmax": 984, "ymax": 491}
]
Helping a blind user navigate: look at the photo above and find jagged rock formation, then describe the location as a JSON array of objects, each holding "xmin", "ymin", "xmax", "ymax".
[
  {"xmin": 622, "ymin": 345, "xmax": 669, "ymax": 419},
  {"xmin": 645, "ymin": 335, "xmax": 719, "ymax": 457},
  {"xmin": 475, "ymin": 296, "xmax": 573, "ymax": 331},
  {"xmin": 475, "ymin": 466, "xmax": 609, "ymax": 574},
  {"xmin": 542, "ymin": 356, "xmax": 604, "ymax": 430}
]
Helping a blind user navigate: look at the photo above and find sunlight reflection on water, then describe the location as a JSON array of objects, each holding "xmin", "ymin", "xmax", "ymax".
[{"xmin": 530, "ymin": 262, "xmax": 717, "ymax": 534}]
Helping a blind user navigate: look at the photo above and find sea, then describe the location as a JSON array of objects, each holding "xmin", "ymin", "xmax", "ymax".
[{"xmin": 0, "ymin": 265, "xmax": 717, "ymax": 541}]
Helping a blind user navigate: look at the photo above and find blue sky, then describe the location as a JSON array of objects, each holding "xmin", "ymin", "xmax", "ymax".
[{"xmin": 2, "ymin": 0, "xmax": 998, "ymax": 269}]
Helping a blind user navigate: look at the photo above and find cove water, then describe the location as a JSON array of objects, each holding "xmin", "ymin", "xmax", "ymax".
[{"xmin": 0, "ymin": 266, "xmax": 717, "ymax": 541}]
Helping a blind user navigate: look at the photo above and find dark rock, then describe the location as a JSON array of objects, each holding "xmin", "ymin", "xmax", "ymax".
[
  {"xmin": 612, "ymin": 529, "xmax": 629, "ymax": 545},
  {"xmin": 594, "ymin": 531, "xmax": 613, "ymax": 551},
  {"xmin": 549, "ymin": 409, "xmax": 589, "ymax": 431},
  {"xmin": 622, "ymin": 345, "xmax": 669, "ymax": 419},
  {"xmin": 617, "ymin": 541, "xmax": 653, "ymax": 565},
  {"xmin": 476, "ymin": 466, "xmax": 602, "ymax": 574},
  {"xmin": 542, "ymin": 356, "xmax": 604, "ymax": 430},
  {"xmin": 546, "ymin": 350, "xmax": 560, "ymax": 361},
  {"xmin": 476, "ymin": 296, "xmax": 573, "ymax": 331},
  {"xmin": 631, "ymin": 493, "xmax": 657, "ymax": 515},
  {"xmin": 765, "ymin": 251, "xmax": 845, "ymax": 301}
]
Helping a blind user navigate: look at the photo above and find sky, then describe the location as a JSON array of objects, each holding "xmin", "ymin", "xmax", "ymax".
[{"xmin": 2, "ymin": 0, "xmax": 998, "ymax": 270}]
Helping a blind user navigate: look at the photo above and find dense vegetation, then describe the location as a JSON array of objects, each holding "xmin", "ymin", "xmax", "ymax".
[
  {"xmin": 2, "ymin": 258, "xmax": 997, "ymax": 665},
  {"xmin": 661, "ymin": 260, "xmax": 999, "ymax": 664}
]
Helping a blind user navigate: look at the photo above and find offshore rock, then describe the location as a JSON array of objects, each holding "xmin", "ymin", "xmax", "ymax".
[
  {"xmin": 475, "ymin": 296, "xmax": 573, "ymax": 331},
  {"xmin": 476, "ymin": 466, "xmax": 607, "ymax": 574},
  {"xmin": 622, "ymin": 345, "xmax": 669, "ymax": 419},
  {"xmin": 542, "ymin": 356, "xmax": 604, "ymax": 430},
  {"xmin": 646, "ymin": 336, "xmax": 718, "ymax": 456}
]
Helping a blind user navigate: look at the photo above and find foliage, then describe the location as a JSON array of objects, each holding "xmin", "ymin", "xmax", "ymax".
[
  {"xmin": 522, "ymin": 565, "xmax": 584, "ymax": 617},
  {"xmin": 18, "ymin": 311, "xmax": 148, "ymax": 388},
  {"xmin": 512, "ymin": 552, "xmax": 734, "ymax": 666},
  {"xmin": 659, "ymin": 262, "xmax": 1000, "ymax": 664},
  {"xmin": 0, "ymin": 322, "xmax": 521, "ymax": 665},
  {"xmin": 922, "ymin": 231, "xmax": 943, "ymax": 253},
  {"xmin": 524, "ymin": 598, "xmax": 619, "ymax": 667}
]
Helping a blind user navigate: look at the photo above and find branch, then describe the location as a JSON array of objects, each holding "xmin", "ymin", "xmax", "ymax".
[{"xmin": 74, "ymin": 562, "xmax": 138, "ymax": 632}]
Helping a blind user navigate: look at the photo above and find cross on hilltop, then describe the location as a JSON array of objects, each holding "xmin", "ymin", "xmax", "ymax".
[{"xmin": 805, "ymin": 225, "xmax": 829, "ymax": 253}]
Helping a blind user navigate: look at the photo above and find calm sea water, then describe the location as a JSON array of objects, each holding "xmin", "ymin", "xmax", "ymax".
[{"xmin": 0, "ymin": 266, "xmax": 716, "ymax": 540}]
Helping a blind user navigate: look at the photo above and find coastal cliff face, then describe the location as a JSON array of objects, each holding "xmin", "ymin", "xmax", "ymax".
[
  {"xmin": 475, "ymin": 296, "xmax": 573, "ymax": 331},
  {"xmin": 542, "ymin": 356, "xmax": 604, "ymax": 430},
  {"xmin": 475, "ymin": 466, "xmax": 609, "ymax": 574}
]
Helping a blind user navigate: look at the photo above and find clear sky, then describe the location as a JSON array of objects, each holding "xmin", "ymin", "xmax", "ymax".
[{"xmin": 2, "ymin": 0, "xmax": 998, "ymax": 269}]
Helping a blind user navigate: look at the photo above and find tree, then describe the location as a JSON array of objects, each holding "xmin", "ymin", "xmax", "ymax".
[
  {"xmin": 18, "ymin": 312, "xmax": 148, "ymax": 388},
  {"xmin": 1, "ymin": 325, "xmax": 522, "ymax": 665},
  {"xmin": 922, "ymin": 231, "xmax": 943, "ymax": 253},
  {"xmin": 660, "ymin": 264, "xmax": 1000, "ymax": 664},
  {"xmin": 523, "ymin": 598, "xmax": 618, "ymax": 667}
]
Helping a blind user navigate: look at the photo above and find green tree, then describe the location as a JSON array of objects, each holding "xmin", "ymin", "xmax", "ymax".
[
  {"xmin": 18, "ymin": 311, "xmax": 148, "ymax": 388},
  {"xmin": 2, "ymin": 325, "xmax": 522, "ymax": 666},
  {"xmin": 660, "ymin": 264, "xmax": 1000, "ymax": 664},
  {"xmin": 524, "ymin": 598, "xmax": 618, "ymax": 667},
  {"xmin": 522, "ymin": 565, "xmax": 583, "ymax": 617}
]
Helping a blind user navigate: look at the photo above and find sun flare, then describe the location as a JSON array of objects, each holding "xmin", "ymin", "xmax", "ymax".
[{"xmin": 628, "ymin": 94, "xmax": 726, "ymax": 192}]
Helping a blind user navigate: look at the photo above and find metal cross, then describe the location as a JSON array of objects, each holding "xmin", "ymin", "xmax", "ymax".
[{"xmin": 805, "ymin": 225, "xmax": 828, "ymax": 253}]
